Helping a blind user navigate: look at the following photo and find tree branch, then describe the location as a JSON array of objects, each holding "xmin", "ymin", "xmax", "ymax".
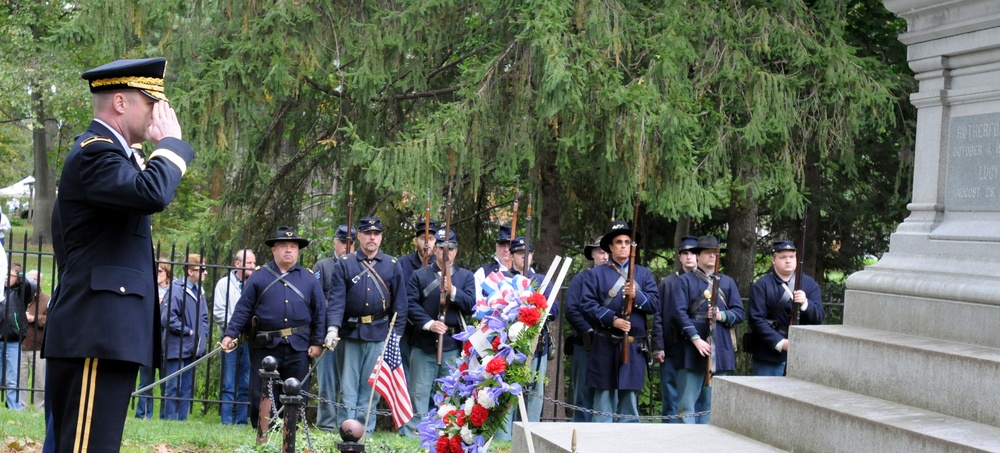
[{"xmin": 377, "ymin": 86, "xmax": 460, "ymax": 102}]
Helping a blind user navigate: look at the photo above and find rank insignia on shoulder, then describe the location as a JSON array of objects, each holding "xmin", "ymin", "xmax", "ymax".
[
  {"xmin": 81, "ymin": 136, "xmax": 114, "ymax": 147},
  {"xmin": 305, "ymin": 267, "xmax": 313, "ymax": 273},
  {"xmin": 255, "ymin": 265, "xmax": 261, "ymax": 270},
  {"xmin": 341, "ymin": 256, "xmax": 349, "ymax": 260},
  {"xmin": 391, "ymin": 258, "xmax": 397, "ymax": 263}
]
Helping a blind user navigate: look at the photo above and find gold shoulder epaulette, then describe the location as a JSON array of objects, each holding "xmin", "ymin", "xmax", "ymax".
[
  {"xmin": 255, "ymin": 265, "xmax": 261, "ymax": 270},
  {"xmin": 341, "ymin": 256, "xmax": 349, "ymax": 260},
  {"xmin": 81, "ymin": 136, "xmax": 114, "ymax": 147},
  {"xmin": 391, "ymin": 258, "xmax": 397, "ymax": 264},
  {"xmin": 305, "ymin": 267, "xmax": 313, "ymax": 273}
]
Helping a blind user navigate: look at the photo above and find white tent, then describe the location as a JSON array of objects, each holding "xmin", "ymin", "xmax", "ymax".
[{"xmin": 0, "ymin": 176, "xmax": 35, "ymax": 198}]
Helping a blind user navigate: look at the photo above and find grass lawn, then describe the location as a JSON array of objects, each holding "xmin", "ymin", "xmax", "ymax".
[{"xmin": 1, "ymin": 407, "xmax": 494, "ymax": 452}]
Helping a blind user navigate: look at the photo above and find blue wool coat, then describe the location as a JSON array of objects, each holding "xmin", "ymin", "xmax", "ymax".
[
  {"xmin": 406, "ymin": 263, "xmax": 476, "ymax": 354},
  {"xmin": 578, "ymin": 260, "xmax": 658, "ymax": 390},
  {"xmin": 673, "ymin": 270, "xmax": 745, "ymax": 372},
  {"xmin": 161, "ymin": 279, "xmax": 210, "ymax": 360},
  {"xmin": 327, "ymin": 250, "xmax": 407, "ymax": 340},
  {"xmin": 748, "ymin": 271, "xmax": 824, "ymax": 364},
  {"xmin": 225, "ymin": 261, "xmax": 326, "ymax": 351}
]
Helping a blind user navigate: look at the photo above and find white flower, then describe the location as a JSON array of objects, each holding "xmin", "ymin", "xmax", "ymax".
[
  {"xmin": 464, "ymin": 397, "xmax": 475, "ymax": 415},
  {"xmin": 461, "ymin": 424, "xmax": 475, "ymax": 444},
  {"xmin": 438, "ymin": 404, "xmax": 457, "ymax": 419},
  {"xmin": 508, "ymin": 321, "xmax": 525, "ymax": 341},
  {"xmin": 477, "ymin": 388, "xmax": 496, "ymax": 409}
]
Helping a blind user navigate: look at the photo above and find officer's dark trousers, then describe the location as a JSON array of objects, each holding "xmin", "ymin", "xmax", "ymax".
[
  {"xmin": 45, "ymin": 357, "xmax": 139, "ymax": 453},
  {"xmin": 249, "ymin": 343, "xmax": 309, "ymax": 429}
]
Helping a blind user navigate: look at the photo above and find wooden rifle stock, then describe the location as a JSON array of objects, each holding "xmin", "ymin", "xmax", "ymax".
[
  {"xmin": 705, "ymin": 247, "xmax": 721, "ymax": 386},
  {"xmin": 790, "ymin": 206, "xmax": 808, "ymax": 327},
  {"xmin": 346, "ymin": 181, "xmax": 354, "ymax": 254},
  {"xmin": 437, "ymin": 180, "xmax": 455, "ymax": 365},
  {"xmin": 621, "ymin": 196, "xmax": 640, "ymax": 365},
  {"xmin": 422, "ymin": 189, "xmax": 431, "ymax": 267}
]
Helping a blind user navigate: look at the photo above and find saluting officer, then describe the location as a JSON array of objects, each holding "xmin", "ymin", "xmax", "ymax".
[
  {"xmin": 311, "ymin": 224, "xmax": 355, "ymax": 431},
  {"xmin": 748, "ymin": 240, "xmax": 824, "ymax": 376},
  {"xmin": 221, "ymin": 227, "xmax": 326, "ymax": 436},
  {"xmin": 396, "ymin": 219, "xmax": 437, "ymax": 375},
  {"xmin": 326, "ymin": 216, "xmax": 407, "ymax": 434},
  {"xmin": 44, "ymin": 57, "xmax": 194, "ymax": 451},
  {"xmin": 564, "ymin": 236, "xmax": 608, "ymax": 422},
  {"xmin": 401, "ymin": 228, "xmax": 475, "ymax": 437},
  {"xmin": 672, "ymin": 235, "xmax": 745, "ymax": 424},
  {"xmin": 650, "ymin": 235, "xmax": 698, "ymax": 422},
  {"xmin": 578, "ymin": 221, "xmax": 658, "ymax": 423}
]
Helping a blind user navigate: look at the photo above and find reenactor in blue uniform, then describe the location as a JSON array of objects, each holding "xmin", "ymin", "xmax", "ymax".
[
  {"xmin": 673, "ymin": 235, "xmax": 745, "ymax": 424},
  {"xmin": 44, "ymin": 57, "xmax": 195, "ymax": 451},
  {"xmin": 401, "ymin": 229, "xmax": 476, "ymax": 437},
  {"xmin": 311, "ymin": 224, "xmax": 354, "ymax": 430},
  {"xmin": 748, "ymin": 240, "xmax": 824, "ymax": 376},
  {"xmin": 473, "ymin": 225, "xmax": 512, "ymax": 295},
  {"xmin": 325, "ymin": 216, "xmax": 407, "ymax": 434},
  {"xmin": 650, "ymin": 236, "xmax": 698, "ymax": 422},
  {"xmin": 396, "ymin": 219, "xmax": 437, "ymax": 375},
  {"xmin": 578, "ymin": 221, "xmax": 659, "ymax": 423},
  {"xmin": 564, "ymin": 236, "xmax": 608, "ymax": 422},
  {"xmin": 221, "ymin": 227, "xmax": 326, "ymax": 438}
]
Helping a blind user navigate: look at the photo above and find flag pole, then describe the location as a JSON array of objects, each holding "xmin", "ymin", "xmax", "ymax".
[{"xmin": 362, "ymin": 312, "xmax": 398, "ymax": 443}]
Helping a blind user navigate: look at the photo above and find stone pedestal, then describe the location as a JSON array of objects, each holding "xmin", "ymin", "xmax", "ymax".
[{"xmin": 712, "ymin": 1, "xmax": 1000, "ymax": 451}]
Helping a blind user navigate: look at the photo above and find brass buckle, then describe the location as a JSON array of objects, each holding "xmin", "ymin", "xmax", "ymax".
[
  {"xmin": 360, "ymin": 315, "xmax": 374, "ymax": 323},
  {"xmin": 279, "ymin": 327, "xmax": 293, "ymax": 337}
]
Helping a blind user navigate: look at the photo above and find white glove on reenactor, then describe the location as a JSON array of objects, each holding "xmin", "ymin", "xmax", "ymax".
[{"xmin": 324, "ymin": 326, "xmax": 340, "ymax": 350}]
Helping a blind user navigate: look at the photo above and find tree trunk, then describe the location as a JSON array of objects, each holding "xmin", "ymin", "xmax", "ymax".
[
  {"xmin": 803, "ymin": 146, "xmax": 822, "ymax": 282},
  {"xmin": 726, "ymin": 159, "xmax": 758, "ymax": 295},
  {"xmin": 31, "ymin": 87, "xmax": 54, "ymax": 246},
  {"xmin": 536, "ymin": 141, "xmax": 563, "ymax": 419}
]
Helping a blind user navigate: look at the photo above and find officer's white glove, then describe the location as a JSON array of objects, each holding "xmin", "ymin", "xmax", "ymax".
[{"xmin": 324, "ymin": 326, "xmax": 340, "ymax": 350}]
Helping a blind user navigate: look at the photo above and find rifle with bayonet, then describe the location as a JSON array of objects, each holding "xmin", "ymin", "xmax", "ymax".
[
  {"xmin": 705, "ymin": 246, "xmax": 721, "ymax": 386},
  {"xmin": 523, "ymin": 194, "xmax": 533, "ymax": 273},
  {"xmin": 620, "ymin": 194, "xmax": 640, "ymax": 365},
  {"xmin": 790, "ymin": 206, "xmax": 808, "ymax": 327},
  {"xmin": 346, "ymin": 181, "xmax": 355, "ymax": 254},
  {"xmin": 436, "ymin": 185, "xmax": 453, "ymax": 365},
  {"xmin": 423, "ymin": 189, "xmax": 432, "ymax": 267},
  {"xmin": 508, "ymin": 186, "xmax": 520, "ymax": 271}
]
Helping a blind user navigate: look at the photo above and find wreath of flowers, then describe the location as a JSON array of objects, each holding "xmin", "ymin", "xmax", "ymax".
[{"xmin": 417, "ymin": 272, "xmax": 550, "ymax": 453}]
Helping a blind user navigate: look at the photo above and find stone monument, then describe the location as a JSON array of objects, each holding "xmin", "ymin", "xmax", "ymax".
[{"xmin": 713, "ymin": 1, "xmax": 1000, "ymax": 451}]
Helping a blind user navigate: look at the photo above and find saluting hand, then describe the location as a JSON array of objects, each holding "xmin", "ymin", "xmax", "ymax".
[{"xmin": 147, "ymin": 100, "xmax": 182, "ymax": 143}]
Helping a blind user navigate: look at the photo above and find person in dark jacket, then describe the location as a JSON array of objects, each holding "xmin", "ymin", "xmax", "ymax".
[
  {"xmin": 673, "ymin": 236, "xmax": 745, "ymax": 424},
  {"xmin": 161, "ymin": 254, "xmax": 210, "ymax": 421},
  {"xmin": 748, "ymin": 240, "xmax": 824, "ymax": 376},
  {"xmin": 311, "ymin": 224, "xmax": 354, "ymax": 430},
  {"xmin": 221, "ymin": 226, "xmax": 325, "ymax": 439},
  {"xmin": 3, "ymin": 262, "xmax": 30, "ymax": 410},
  {"xmin": 44, "ymin": 57, "xmax": 194, "ymax": 451}
]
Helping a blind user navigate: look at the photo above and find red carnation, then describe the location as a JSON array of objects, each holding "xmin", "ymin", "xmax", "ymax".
[
  {"xmin": 518, "ymin": 306, "xmax": 542, "ymax": 326},
  {"xmin": 485, "ymin": 355, "xmax": 507, "ymax": 375},
  {"xmin": 455, "ymin": 411, "xmax": 467, "ymax": 427},
  {"xmin": 527, "ymin": 292, "xmax": 548, "ymax": 310},
  {"xmin": 436, "ymin": 436, "xmax": 450, "ymax": 452},
  {"xmin": 450, "ymin": 435, "xmax": 464, "ymax": 453},
  {"xmin": 491, "ymin": 336, "xmax": 502, "ymax": 351},
  {"xmin": 470, "ymin": 404, "xmax": 490, "ymax": 427},
  {"xmin": 463, "ymin": 341, "xmax": 473, "ymax": 356},
  {"xmin": 459, "ymin": 362, "xmax": 469, "ymax": 373}
]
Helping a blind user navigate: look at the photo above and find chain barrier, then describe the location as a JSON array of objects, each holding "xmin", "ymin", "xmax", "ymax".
[{"xmin": 300, "ymin": 405, "xmax": 315, "ymax": 452}]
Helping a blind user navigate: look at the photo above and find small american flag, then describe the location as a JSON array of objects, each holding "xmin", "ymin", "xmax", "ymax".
[{"xmin": 367, "ymin": 333, "xmax": 413, "ymax": 429}]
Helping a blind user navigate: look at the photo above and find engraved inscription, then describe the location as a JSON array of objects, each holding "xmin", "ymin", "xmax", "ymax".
[{"xmin": 946, "ymin": 113, "xmax": 1000, "ymax": 210}]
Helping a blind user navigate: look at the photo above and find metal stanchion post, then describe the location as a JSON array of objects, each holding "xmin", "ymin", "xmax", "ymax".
[
  {"xmin": 258, "ymin": 356, "xmax": 281, "ymax": 445},
  {"xmin": 280, "ymin": 378, "xmax": 303, "ymax": 453},
  {"xmin": 336, "ymin": 419, "xmax": 366, "ymax": 452}
]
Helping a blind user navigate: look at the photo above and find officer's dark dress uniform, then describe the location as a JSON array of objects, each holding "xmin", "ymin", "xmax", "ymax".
[
  {"xmin": 224, "ymin": 228, "xmax": 326, "ymax": 429},
  {"xmin": 326, "ymin": 216, "xmax": 407, "ymax": 432},
  {"xmin": 44, "ymin": 58, "xmax": 194, "ymax": 452},
  {"xmin": 577, "ymin": 221, "xmax": 658, "ymax": 423},
  {"xmin": 748, "ymin": 241, "xmax": 824, "ymax": 372}
]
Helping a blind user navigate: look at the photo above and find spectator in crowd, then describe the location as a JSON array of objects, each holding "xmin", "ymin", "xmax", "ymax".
[
  {"xmin": 0, "ymin": 206, "xmax": 10, "ymax": 247},
  {"xmin": 136, "ymin": 262, "xmax": 172, "ymax": 420},
  {"xmin": 213, "ymin": 249, "xmax": 256, "ymax": 425},
  {"xmin": 19, "ymin": 269, "xmax": 47, "ymax": 409},
  {"xmin": 2, "ymin": 260, "xmax": 28, "ymax": 410},
  {"xmin": 161, "ymin": 254, "xmax": 210, "ymax": 421}
]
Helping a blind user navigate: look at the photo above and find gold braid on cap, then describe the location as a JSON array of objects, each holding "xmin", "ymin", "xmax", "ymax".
[{"xmin": 90, "ymin": 76, "xmax": 164, "ymax": 91}]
